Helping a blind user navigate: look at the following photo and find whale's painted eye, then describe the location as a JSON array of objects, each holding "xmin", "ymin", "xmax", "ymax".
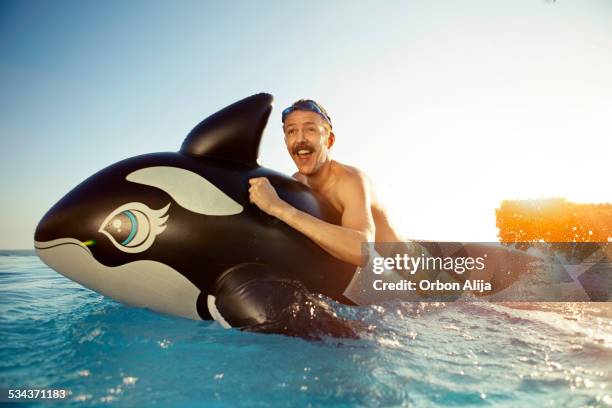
[
  {"xmin": 99, "ymin": 202, "xmax": 170, "ymax": 253},
  {"xmin": 103, "ymin": 210, "xmax": 149, "ymax": 247}
]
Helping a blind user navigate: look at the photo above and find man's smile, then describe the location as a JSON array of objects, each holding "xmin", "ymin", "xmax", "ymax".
[{"xmin": 293, "ymin": 143, "xmax": 315, "ymax": 164}]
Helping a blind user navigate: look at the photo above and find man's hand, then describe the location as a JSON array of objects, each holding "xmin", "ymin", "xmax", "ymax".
[
  {"xmin": 249, "ymin": 172, "xmax": 375, "ymax": 266},
  {"xmin": 248, "ymin": 177, "xmax": 287, "ymax": 217}
]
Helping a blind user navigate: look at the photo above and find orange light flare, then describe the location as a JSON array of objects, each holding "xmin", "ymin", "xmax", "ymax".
[{"xmin": 495, "ymin": 198, "xmax": 612, "ymax": 245}]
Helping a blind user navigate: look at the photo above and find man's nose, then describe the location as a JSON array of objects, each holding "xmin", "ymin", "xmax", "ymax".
[{"xmin": 296, "ymin": 129, "xmax": 307, "ymax": 142}]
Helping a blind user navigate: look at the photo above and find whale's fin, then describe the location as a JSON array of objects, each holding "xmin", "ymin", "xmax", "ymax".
[
  {"xmin": 206, "ymin": 263, "xmax": 361, "ymax": 340},
  {"xmin": 180, "ymin": 93, "xmax": 274, "ymax": 167}
]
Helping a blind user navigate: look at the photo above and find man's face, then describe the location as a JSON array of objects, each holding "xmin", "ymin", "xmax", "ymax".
[{"xmin": 283, "ymin": 110, "xmax": 333, "ymax": 176}]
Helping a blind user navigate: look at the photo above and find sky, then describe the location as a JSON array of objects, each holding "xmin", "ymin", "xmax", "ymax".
[{"xmin": 1, "ymin": 0, "xmax": 611, "ymax": 249}]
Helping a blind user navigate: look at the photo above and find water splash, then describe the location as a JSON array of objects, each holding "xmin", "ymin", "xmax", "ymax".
[{"xmin": 1, "ymin": 254, "xmax": 610, "ymax": 407}]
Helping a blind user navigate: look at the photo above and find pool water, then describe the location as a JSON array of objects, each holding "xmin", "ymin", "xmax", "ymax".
[{"xmin": 1, "ymin": 252, "xmax": 611, "ymax": 407}]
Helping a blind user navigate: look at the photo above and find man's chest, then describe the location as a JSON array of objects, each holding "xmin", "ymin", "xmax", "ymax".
[{"xmin": 316, "ymin": 188, "xmax": 344, "ymax": 214}]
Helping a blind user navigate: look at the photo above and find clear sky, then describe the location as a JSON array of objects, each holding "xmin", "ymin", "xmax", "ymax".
[{"xmin": 1, "ymin": 0, "xmax": 611, "ymax": 249}]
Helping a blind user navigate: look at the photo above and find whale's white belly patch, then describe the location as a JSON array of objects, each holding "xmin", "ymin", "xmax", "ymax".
[{"xmin": 36, "ymin": 239, "xmax": 202, "ymax": 320}]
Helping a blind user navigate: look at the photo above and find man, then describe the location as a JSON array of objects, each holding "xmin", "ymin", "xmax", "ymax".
[
  {"xmin": 248, "ymin": 99, "xmax": 540, "ymax": 304},
  {"xmin": 248, "ymin": 99, "xmax": 403, "ymax": 267}
]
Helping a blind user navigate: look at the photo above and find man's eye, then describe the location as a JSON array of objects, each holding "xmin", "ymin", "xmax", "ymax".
[
  {"xmin": 306, "ymin": 127, "xmax": 316, "ymax": 133},
  {"xmin": 287, "ymin": 129, "xmax": 296, "ymax": 135}
]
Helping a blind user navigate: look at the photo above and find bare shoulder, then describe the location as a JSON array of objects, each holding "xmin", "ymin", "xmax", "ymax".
[
  {"xmin": 331, "ymin": 161, "xmax": 372, "ymax": 198},
  {"xmin": 332, "ymin": 161, "xmax": 370, "ymax": 186}
]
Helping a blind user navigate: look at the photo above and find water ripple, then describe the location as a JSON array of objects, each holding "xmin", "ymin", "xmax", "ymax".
[{"xmin": 1, "ymin": 256, "xmax": 610, "ymax": 407}]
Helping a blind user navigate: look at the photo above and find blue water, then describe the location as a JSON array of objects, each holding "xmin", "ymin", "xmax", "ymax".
[{"xmin": 1, "ymin": 252, "xmax": 611, "ymax": 407}]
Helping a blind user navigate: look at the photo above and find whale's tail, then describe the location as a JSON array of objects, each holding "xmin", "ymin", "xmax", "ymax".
[{"xmin": 205, "ymin": 263, "xmax": 360, "ymax": 340}]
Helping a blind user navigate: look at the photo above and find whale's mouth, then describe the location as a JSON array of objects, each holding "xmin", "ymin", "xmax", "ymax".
[
  {"xmin": 35, "ymin": 238, "xmax": 93, "ymax": 257},
  {"xmin": 33, "ymin": 237, "xmax": 203, "ymax": 320}
]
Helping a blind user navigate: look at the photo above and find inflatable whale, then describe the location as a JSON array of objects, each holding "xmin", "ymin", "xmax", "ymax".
[{"xmin": 34, "ymin": 93, "xmax": 360, "ymax": 338}]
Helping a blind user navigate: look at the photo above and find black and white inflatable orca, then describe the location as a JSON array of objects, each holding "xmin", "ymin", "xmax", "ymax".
[{"xmin": 34, "ymin": 93, "xmax": 361, "ymax": 338}]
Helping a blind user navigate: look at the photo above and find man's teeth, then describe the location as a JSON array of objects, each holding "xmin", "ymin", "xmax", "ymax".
[{"xmin": 298, "ymin": 150, "xmax": 311, "ymax": 155}]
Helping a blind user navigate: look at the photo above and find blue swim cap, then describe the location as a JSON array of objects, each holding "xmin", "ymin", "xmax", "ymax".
[{"xmin": 282, "ymin": 99, "xmax": 332, "ymax": 128}]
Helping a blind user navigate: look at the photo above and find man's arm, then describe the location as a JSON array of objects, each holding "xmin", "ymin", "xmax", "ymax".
[{"xmin": 248, "ymin": 175, "xmax": 375, "ymax": 266}]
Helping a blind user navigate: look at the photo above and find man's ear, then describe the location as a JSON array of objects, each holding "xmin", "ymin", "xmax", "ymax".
[{"xmin": 327, "ymin": 131, "xmax": 335, "ymax": 149}]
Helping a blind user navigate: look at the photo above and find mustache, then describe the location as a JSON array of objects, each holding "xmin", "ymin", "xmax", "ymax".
[{"xmin": 292, "ymin": 142, "xmax": 315, "ymax": 155}]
